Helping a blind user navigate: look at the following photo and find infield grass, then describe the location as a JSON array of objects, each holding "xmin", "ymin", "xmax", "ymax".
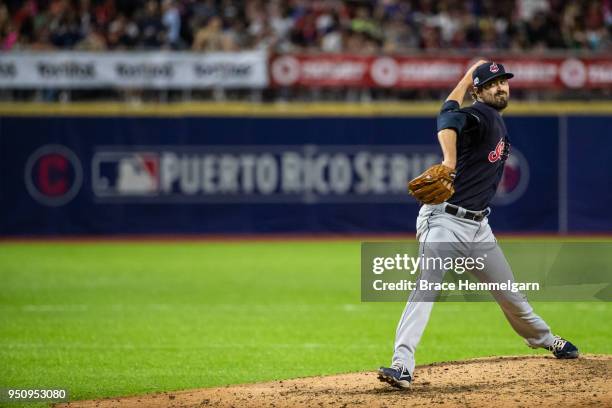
[{"xmin": 1, "ymin": 240, "xmax": 611, "ymax": 404}]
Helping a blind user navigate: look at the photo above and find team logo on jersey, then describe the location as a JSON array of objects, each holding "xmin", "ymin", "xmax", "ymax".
[
  {"xmin": 489, "ymin": 63, "xmax": 499, "ymax": 73},
  {"xmin": 24, "ymin": 145, "xmax": 83, "ymax": 206},
  {"xmin": 488, "ymin": 138, "xmax": 505, "ymax": 163}
]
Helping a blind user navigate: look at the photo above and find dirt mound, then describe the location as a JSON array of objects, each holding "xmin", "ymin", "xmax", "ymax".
[{"xmin": 57, "ymin": 354, "xmax": 611, "ymax": 408}]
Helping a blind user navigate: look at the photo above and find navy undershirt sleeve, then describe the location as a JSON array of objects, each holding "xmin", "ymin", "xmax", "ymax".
[
  {"xmin": 437, "ymin": 100, "xmax": 468, "ymax": 134},
  {"xmin": 440, "ymin": 100, "xmax": 461, "ymax": 113}
]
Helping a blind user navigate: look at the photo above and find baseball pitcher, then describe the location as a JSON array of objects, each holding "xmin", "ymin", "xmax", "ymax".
[{"xmin": 377, "ymin": 60, "xmax": 579, "ymax": 389}]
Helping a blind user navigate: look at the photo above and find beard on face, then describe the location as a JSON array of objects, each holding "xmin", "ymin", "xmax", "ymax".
[{"xmin": 484, "ymin": 92, "xmax": 508, "ymax": 110}]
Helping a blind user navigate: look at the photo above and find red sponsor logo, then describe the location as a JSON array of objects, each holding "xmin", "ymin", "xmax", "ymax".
[
  {"xmin": 488, "ymin": 138, "xmax": 505, "ymax": 163},
  {"xmin": 269, "ymin": 55, "xmax": 612, "ymax": 89}
]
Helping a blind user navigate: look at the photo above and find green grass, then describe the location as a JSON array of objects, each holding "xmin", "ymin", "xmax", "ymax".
[{"xmin": 0, "ymin": 241, "xmax": 610, "ymax": 403}]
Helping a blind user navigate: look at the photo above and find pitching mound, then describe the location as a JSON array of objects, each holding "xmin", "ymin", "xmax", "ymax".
[{"xmin": 57, "ymin": 354, "xmax": 611, "ymax": 408}]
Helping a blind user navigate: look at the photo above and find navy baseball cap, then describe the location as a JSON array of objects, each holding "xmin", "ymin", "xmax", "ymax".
[{"xmin": 472, "ymin": 62, "xmax": 514, "ymax": 87}]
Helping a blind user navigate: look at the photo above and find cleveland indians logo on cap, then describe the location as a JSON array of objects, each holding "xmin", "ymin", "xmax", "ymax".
[{"xmin": 490, "ymin": 63, "xmax": 499, "ymax": 73}]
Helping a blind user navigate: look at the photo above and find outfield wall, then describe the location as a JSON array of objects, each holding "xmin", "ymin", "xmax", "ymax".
[{"xmin": 1, "ymin": 103, "xmax": 611, "ymax": 235}]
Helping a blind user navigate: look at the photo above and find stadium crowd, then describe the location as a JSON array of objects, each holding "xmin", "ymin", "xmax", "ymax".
[{"xmin": 1, "ymin": 0, "xmax": 610, "ymax": 53}]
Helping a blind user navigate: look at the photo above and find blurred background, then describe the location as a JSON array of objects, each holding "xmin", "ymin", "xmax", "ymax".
[{"xmin": 1, "ymin": 0, "xmax": 611, "ymax": 235}]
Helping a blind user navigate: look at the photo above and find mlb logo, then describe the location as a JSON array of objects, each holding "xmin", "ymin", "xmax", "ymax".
[
  {"xmin": 93, "ymin": 152, "xmax": 160, "ymax": 197},
  {"xmin": 117, "ymin": 154, "xmax": 159, "ymax": 194}
]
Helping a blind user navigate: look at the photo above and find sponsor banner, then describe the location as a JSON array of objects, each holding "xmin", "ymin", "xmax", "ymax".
[
  {"xmin": 90, "ymin": 145, "xmax": 442, "ymax": 203},
  {"xmin": 1, "ymin": 52, "xmax": 609, "ymax": 90},
  {"xmin": 15, "ymin": 141, "xmax": 530, "ymax": 208},
  {"xmin": 270, "ymin": 55, "xmax": 612, "ymax": 89},
  {"xmin": 89, "ymin": 144, "xmax": 528, "ymax": 206},
  {"xmin": 3, "ymin": 115, "xmax": 609, "ymax": 235},
  {"xmin": 0, "ymin": 51, "xmax": 268, "ymax": 89}
]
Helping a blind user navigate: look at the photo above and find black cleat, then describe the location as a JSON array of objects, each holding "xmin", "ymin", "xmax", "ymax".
[
  {"xmin": 377, "ymin": 365, "xmax": 412, "ymax": 389},
  {"xmin": 547, "ymin": 335, "xmax": 579, "ymax": 359}
]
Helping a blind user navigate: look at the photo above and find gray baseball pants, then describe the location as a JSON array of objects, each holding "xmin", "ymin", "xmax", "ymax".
[{"xmin": 392, "ymin": 203, "xmax": 555, "ymax": 375}]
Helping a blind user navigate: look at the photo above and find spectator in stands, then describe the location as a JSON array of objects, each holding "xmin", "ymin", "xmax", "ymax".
[
  {"xmin": 75, "ymin": 22, "xmax": 107, "ymax": 51},
  {"xmin": 0, "ymin": 0, "xmax": 610, "ymax": 53},
  {"xmin": 48, "ymin": 0, "xmax": 83, "ymax": 48},
  {"xmin": 0, "ymin": 4, "xmax": 17, "ymax": 50},
  {"xmin": 107, "ymin": 13, "xmax": 138, "ymax": 49},
  {"xmin": 190, "ymin": 0, "xmax": 218, "ymax": 23},
  {"xmin": 162, "ymin": 0, "xmax": 181, "ymax": 48},
  {"xmin": 192, "ymin": 15, "xmax": 237, "ymax": 51},
  {"xmin": 320, "ymin": 13, "xmax": 344, "ymax": 53},
  {"xmin": 137, "ymin": 0, "xmax": 165, "ymax": 48},
  {"xmin": 584, "ymin": 0, "xmax": 608, "ymax": 50},
  {"xmin": 76, "ymin": 23, "xmax": 107, "ymax": 50},
  {"xmin": 351, "ymin": 5, "xmax": 382, "ymax": 42},
  {"xmin": 289, "ymin": 5, "xmax": 318, "ymax": 49},
  {"xmin": 77, "ymin": 0, "xmax": 93, "ymax": 38},
  {"xmin": 268, "ymin": 0, "xmax": 293, "ymax": 52}
]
